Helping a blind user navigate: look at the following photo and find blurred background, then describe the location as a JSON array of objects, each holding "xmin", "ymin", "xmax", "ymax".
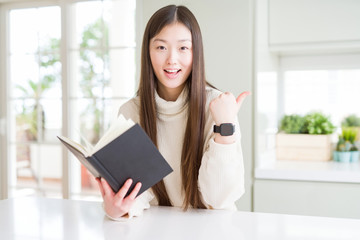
[{"xmin": 0, "ymin": 0, "xmax": 359, "ymax": 219}]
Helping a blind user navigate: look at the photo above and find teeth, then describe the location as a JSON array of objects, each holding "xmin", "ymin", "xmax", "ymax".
[{"xmin": 165, "ymin": 69, "xmax": 179, "ymax": 73}]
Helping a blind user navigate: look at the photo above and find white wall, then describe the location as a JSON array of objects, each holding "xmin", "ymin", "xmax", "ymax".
[
  {"xmin": 269, "ymin": 0, "xmax": 360, "ymax": 45},
  {"xmin": 136, "ymin": 0, "xmax": 254, "ymax": 211},
  {"xmin": 268, "ymin": 0, "xmax": 360, "ymax": 54},
  {"xmin": 255, "ymin": 0, "xmax": 279, "ymax": 72},
  {"xmin": 0, "ymin": 4, "xmax": 8, "ymax": 199}
]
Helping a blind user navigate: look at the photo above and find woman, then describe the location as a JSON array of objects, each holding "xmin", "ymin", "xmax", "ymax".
[{"xmin": 97, "ymin": 4, "xmax": 250, "ymax": 220}]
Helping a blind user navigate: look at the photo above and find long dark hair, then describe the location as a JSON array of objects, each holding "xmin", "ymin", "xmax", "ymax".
[{"xmin": 138, "ymin": 5, "xmax": 207, "ymax": 209}]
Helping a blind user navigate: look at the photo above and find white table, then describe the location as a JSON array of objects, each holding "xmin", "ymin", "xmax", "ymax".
[{"xmin": 0, "ymin": 197, "xmax": 359, "ymax": 240}]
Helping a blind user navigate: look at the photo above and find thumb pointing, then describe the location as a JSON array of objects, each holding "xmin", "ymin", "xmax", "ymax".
[{"xmin": 236, "ymin": 91, "xmax": 251, "ymax": 110}]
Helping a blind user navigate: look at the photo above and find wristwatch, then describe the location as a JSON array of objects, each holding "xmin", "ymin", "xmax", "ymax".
[{"xmin": 213, "ymin": 123, "xmax": 235, "ymax": 136}]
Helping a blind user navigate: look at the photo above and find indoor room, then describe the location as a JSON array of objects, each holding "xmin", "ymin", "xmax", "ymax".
[{"xmin": 0, "ymin": 0, "xmax": 359, "ymax": 239}]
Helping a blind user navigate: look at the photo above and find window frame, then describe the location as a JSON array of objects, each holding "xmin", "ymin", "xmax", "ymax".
[
  {"xmin": 0, "ymin": 3, "xmax": 9, "ymax": 199},
  {"xmin": 277, "ymin": 53, "xmax": 360, "ymax": 121},
  {"xmin": 0, "ymin": 0, "xmax": 138, "ymax": 200},
  {"xmin": 255, "ymin": 53, "xmax": 360, "ymax": 168}
]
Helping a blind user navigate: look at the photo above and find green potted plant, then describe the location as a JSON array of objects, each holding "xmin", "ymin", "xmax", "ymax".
[
  {"xmin": 302, "ymin": 112, "xmax": 336, "ymax": 135},
  {"xmin": 279, "ymin": 114, "xmax": 305, "ymax": 134},
  {"xmin": 341, "ymin": 114, "xmax": 360, "ymax": 141},
  {"xmin": 334, "ymin": 127, "xmax": 359, "ymax": 162},
  {"xmin": 276, "ymin": 112, "xmax": 336, "ymax": 161}
]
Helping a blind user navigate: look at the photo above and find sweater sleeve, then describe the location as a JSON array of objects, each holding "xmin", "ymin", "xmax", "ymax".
[
  {"xmin": 198, "ymin": 117, "xmax": 245, "ymax": 210},
  {"xmin": 105, "ymin": 190, "xmax": 154, "ymax": 222}
]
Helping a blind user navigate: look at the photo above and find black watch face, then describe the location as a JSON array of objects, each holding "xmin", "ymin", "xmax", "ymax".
[{"xmin": 221, "ymin": 124, "xmax": 234, "ymax": 136}]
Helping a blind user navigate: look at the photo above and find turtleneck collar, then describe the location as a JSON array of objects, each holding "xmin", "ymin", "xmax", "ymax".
[{"xmin": 155, "ymin": 86, "xmax": 189, "ymax": 116}]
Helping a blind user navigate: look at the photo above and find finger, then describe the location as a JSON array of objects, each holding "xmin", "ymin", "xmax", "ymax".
[
  {"xmin": 101, "ymin": 178, "xmax": 115, "ymax": 197},
  {"xmin": 221, "ymin": 92, "xmax": 232, "ymax": 98},
  {"xmin": 96, "ymin": 178, "xmax": 105, "ymax": 196},
  {"xmin": 115, "ymin": 178, "xmax": 133, "ymax": 201},
  {"xmin": 236, "ymin": 91, "xmax": 251, "ymax": 109},
  {"xmin": 127, "ymin": 182, "xmax": 142, "ymax": 200}
]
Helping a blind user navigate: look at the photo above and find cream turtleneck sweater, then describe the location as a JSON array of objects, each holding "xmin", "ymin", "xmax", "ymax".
[{"xmin": 114, "ymin": 86, "xmax": 244, "ymax": 219}]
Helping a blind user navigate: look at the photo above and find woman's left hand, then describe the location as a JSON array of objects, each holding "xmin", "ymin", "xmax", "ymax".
[
  {"xmin": 209, "ymin": 91, "xmax": 250, "ymax": 144},
  {"xmin": 209, "ymin": 91, "xmax": 251, "ymax": 125}
]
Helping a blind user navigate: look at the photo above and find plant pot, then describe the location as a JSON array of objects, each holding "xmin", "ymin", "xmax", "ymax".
[
  {"xmin": 333, "ymin": 151, "xmax": 360, "ymax": 163},
  {"xmin": 276, "ymin": 133, "xmax": 332, "ymax": 161},
  {"xmin": 351, "ymin": 151, "xmax": 359, "ymax": 162},
  {"xmin": 334, "ymin": 151, "xmax": 352, "ymax": 163}
]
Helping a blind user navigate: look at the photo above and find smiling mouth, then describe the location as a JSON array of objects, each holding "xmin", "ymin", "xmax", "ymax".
[{"xmin": 164, "ymin": 69, "xmax": 181, "ymax": 73}]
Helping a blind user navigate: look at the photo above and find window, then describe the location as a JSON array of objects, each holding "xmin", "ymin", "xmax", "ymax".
[
  {"xmin": 9, "ymin": 6, "xmax": 62, "ymax": 198},
  {"xmin": 1, "ymin": 0, "xmax": 136, "ymax": 200},
  {"xmin": 256, "ymin": 54, "xmax": 360, "ymax": 164},
  {"xmin": 68, "ymin": 0, "xmax": 136, "ymax": 200},
  {"xmin": 283, "ymin": 69, "xmax": 360, "ymax": 125}
]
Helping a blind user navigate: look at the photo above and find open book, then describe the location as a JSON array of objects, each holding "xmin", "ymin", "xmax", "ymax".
[{"xmin": 58, "ymin": 115, "xmax": 173, "ymax": 197}]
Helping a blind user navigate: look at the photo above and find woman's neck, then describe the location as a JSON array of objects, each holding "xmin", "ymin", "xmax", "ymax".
[{"xmin": 157, "ymin": 84, "xmax": 186, "ymax": 101}]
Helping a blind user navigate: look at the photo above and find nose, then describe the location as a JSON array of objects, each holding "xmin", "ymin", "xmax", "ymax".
[{"xmin": 166, "ymin": 49, "xmax": 178, "ymax": 65}]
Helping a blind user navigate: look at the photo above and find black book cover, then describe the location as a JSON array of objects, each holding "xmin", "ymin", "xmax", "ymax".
[{"xmin": 58, "ymin": 124, "xmax": 173, "ymax": 197}]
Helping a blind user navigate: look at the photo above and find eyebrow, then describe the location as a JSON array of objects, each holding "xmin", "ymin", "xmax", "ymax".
[{"xmin": 152, "ymin": 38, "xmax": 192, "ymax": 43}]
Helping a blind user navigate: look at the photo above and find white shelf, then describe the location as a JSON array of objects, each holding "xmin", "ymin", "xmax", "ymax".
[{"xmin": 255, "ymin": 160, "xmax": 360, "ymax": 183}]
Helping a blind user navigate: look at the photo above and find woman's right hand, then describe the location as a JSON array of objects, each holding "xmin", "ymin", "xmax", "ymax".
[{"xmin": 96, "ymin": 177, "xmax": 142, "ymax": 219}]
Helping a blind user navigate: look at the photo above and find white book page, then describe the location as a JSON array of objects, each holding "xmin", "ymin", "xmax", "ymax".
[
  {"xmin": 58, "ymin": 135, "xmax": 100, "ymax": 177},
  {"xmin": 91, "ymin": 114, "xmax": 135, "ymax": 155},
  {"xmin": 58, "ymin": 135, "xmax": 90, "ymax": 156},
  {"xmin": 77, "ymin": 129, "xmax": 94, "ymax": 154}
]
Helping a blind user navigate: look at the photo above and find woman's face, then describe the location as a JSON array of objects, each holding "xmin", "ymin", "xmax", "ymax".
[{"xmin": 149, "ymin": 22, "xmax": 193, "ymax": 101}]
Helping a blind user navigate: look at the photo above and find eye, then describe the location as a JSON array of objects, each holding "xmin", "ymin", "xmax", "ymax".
[
  {"xmin": 157, "ymin": 46, "xmax": 166, "ymax": 50},
  {"xmin": 180, "ymin": 46, "xmax": 189, "ymax": 51}
]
